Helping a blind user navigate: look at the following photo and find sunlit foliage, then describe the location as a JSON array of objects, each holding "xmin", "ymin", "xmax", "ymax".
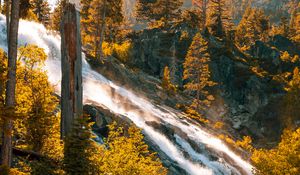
[
  {"xmin": 252, "ymin": 128, "xmax": 300, "ymax": 175},
  {"xmin": 162, "ymin": 66, "xmax": 177, "ymax": 95},
  {"xmin": 99, "ymin": 122, "xmax": 168, "ymax": 175},
  {"xmin": 183, "ymin": 33, "xmax": 216, "ymax": 115}
]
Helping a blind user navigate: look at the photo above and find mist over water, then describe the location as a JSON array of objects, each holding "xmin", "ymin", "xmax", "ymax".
[{"xmin": 0, "ymin": 15, "xmax": 254, "ymax": 175}]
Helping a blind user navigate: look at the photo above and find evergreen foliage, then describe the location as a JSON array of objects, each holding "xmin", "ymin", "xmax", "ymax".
[
  {"xmin": 162, "ymin": 66, "xmax": 177, "ymax": 95},
  {"xmin": 135, "ymin": 0, "xmax": 183, "ymax": 26},
  {"xmin": 207, "ymin": 0, "xmax": 233, "ymax": 38},
  {"xmin": 31, "ymin": 0, "xmax": 51, "ymax": 27},
  {"xmin": 81, "ymin": 0, "xmax": 124, "ymax": 58},
  {"xmin": 50, "ymin": 0, "xmax": 62, "ymax": 31},
  {"xmin": 63, "ymin": 116, "xmax": 100, "ymax": 175},
  {"xmin": 183, "ymin": 33, "xmax": 216, "ymax": 115},
  {"xmin": 235, "ymin": 7, "xmax": 270, "ymax": 48}
]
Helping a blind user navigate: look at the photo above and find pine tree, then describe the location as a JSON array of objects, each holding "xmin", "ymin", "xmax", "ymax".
[
  {"xmin": 162, "ymin": 66, "xmax": 176, "ymax": 95},
  {"xmin": 291, "ymin": 2, "xmax": 300, "ymax": 42},
  {"xmin": 278, "ymin": 17, "xmax": 290, "ymax": 37},
  {"xmin": 135, "ymin": 0, "xmax": 155, "ymax": 21},
  {"xmin": 83, "ymin": 0, "xmax": 124, "ymax": 59},
  {"xmin": 235, "ymin": 7, "xmax": 270, "ymax": 48},
  {"xmin": 80, "ymin": 0, "xmax": 93, "ymax": 39},
  {"xmin": 207, "ymin": 0, "xmax": 232, "ymax": 38},
  {"xmin": 19, "ymin": 0, "xmax": 31, "ymax": 19},
  {"xmin": 31, "ymin": 0, "xmax": 51, "ymax": 27},
  {"xmin": 183, "ymin": 33, "xmax": 216, "ymax": 115},
  {"xmin": 192, "ymin": 0, "xmax": 209, "ymax": 29},
  {"xmin": 50, "ymin": 0, "xmax": 63, "ymax": 31},
  {"xmin": 135, "ymin": 0, "xmax": 183, "ymax": 26},
  {"xmin": 64, "ymin": 116, "xmax": 101, "ymax": 175}
]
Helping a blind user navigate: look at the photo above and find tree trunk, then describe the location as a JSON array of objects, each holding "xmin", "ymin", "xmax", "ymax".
[
  {"xmin": 1, "ymin": 0, "xmax": 20, "ymax": 167},
  {"xmin": 5, "ymin": 0, "xmax": 10, "ymax": 40},
  {"xmin": 202, "ymin": 0, "xmax": 208, "ymax": 28},
  {"xmin": 97, "ymin": 0, "xmax": 107, "ymax": 60},
  {"xmin": 60, "ymin": 2, "xmax": 83, "ymax": 138}
]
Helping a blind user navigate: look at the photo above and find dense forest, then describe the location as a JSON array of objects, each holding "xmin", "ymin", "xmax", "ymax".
[{"xmin": 0, "ymin": 0, "xmax": 299, "ymax": 175}]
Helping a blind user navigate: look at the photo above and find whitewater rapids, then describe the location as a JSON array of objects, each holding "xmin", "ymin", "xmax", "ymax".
[{"xmin": 0, "ymin": 15, "xmax": 254, "ymax": 175}]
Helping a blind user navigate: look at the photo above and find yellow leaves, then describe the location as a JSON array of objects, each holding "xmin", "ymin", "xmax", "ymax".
[
  {"xmin": 18, "ymin": 44, "xmax": 47, "ymax": 70},
  {"xmin": 236, "ymin": 136, "xmax": 253, "ymax": 152},
  {"xmin": 218, "ymin": 134, "xmax": 253, "ymax": 153},
  {"xmin": 162, "ymin": 66, "xmax": 177, "ymax": 95},
  {"xmin": 102, "ymin": 41, "xmax": 133, "ymax": 63},
  {"xmin": 102, "ymin": 42, "xmax": 113, "ymax": 57},
  {"xmin": 280, "ymin": 51, "xmax": 299, "ymax": 63},
  {"xmin": 113, "ymin": 41, "xmax": 132, "ymax": 63},
  {"xmin": 280, "ymin": 51, "xmax": 291, "ymax": 62},
  {"xmin": 213, "ymin": 121, "xmax": 224, "ymax": 129},
  {"xmin": 99, "ymin": 122, "xmax": 167, "ymax": 175},
  {"xmin": 183, "ymin": 33, "xmax": 216, "ymax": 115},
  {"xmin": 185, "ymin": 107, "xmax": 210, "ymax": 124},
  {"xmin": 251, "ymin": 128, "xmax": 300, "ymax": 175}
]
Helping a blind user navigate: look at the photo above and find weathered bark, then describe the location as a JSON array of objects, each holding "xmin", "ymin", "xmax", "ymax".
[
  {"xmin": 60, "ymin": 2, "xmax": 83, "ymax": 138},
  {"xmin": 1, "ymin": 0, "xmax": 20, "ymax": 167}
]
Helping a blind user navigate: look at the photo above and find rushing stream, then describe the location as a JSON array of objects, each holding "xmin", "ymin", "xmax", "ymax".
[{"xmin": 0, "ymin": 16, "xmax": 254, "ymax": 175}]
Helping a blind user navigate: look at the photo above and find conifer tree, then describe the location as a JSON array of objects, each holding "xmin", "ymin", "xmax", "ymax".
[
  {"xmin": 162, "ymin": 66, "xmax": 177, "ymax": 95},
  {"xmin": 192, "ymin": 0, "xmax": 209, "ymax": 29},
  {"xmin": 135, "ymin": 0, "xmax": 183, "ymax": 25},
  {"xmin": 278, "ymin": 17, "xmax": 290, "ymax": 37},
  {"xmin": 235, "ymin": 7, "xmax": 270, "ymax": 47},
  {"xmin": 80, "ymin": 0, "xmax": 93, "ymax": 39},
  {"xmin": 183, "ymin": 33, "xmax": 216, "ymax": 114},
  {"xmin": 64, "ymin": 116, "xmax": 101, "ymax": 175},
  {"xmin": 135, "ymin": 0, "xmax": 155, "ymax": 21},
  {"xmin": 50, "ymin": 0, "xmax": 62, "ymax": 31},
  {"xmin": 19, "ymin": 0, "xmax": 31, "ymax": 19},
  {"xmin": 291, "ymin": 2, "xmax": 300, "ymax": 42},
  {"xmin": 83, "ymin": 0, "xmax": 124, "ymax": 59},
  {"xmin": 31, "ymin": 0, "xmax": 51, "ymax": 26},
  {"xmin": 207, "ymin": 0, "xmax": 232, "ymax": 38}
]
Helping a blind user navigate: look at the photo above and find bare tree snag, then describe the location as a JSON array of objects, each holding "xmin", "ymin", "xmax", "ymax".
[
  {"xmin": 60, "ymin": 1, "xmax": 83, "ymax": 138},
  {"xmin": 1, "ymin": 0, "xmax": 20, "ymax": 167}
]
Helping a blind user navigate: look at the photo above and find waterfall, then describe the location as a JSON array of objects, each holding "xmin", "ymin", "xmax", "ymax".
[{"xmin": 0, "ymin": 15, "xmax": 254, "ymax": 175}]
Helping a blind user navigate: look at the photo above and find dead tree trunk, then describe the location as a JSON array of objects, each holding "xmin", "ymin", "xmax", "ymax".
[
  {"xmin": 1, "ymin": 0, "xmax": 20, "ymax": 167},
  {"xmin": 60, "ymin": 2, "xmax": 83, "ymax": 138}
]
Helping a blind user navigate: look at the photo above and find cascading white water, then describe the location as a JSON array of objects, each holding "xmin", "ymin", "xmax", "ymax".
[{"xmin": 0, "ymin": 15, "xmax": 254, "ymax": 175}]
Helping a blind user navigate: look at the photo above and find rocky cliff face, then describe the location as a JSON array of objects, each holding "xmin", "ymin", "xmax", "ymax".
[{"xmin": 126, "ymin": 28, "xmax": 300, "ymax": 143}]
